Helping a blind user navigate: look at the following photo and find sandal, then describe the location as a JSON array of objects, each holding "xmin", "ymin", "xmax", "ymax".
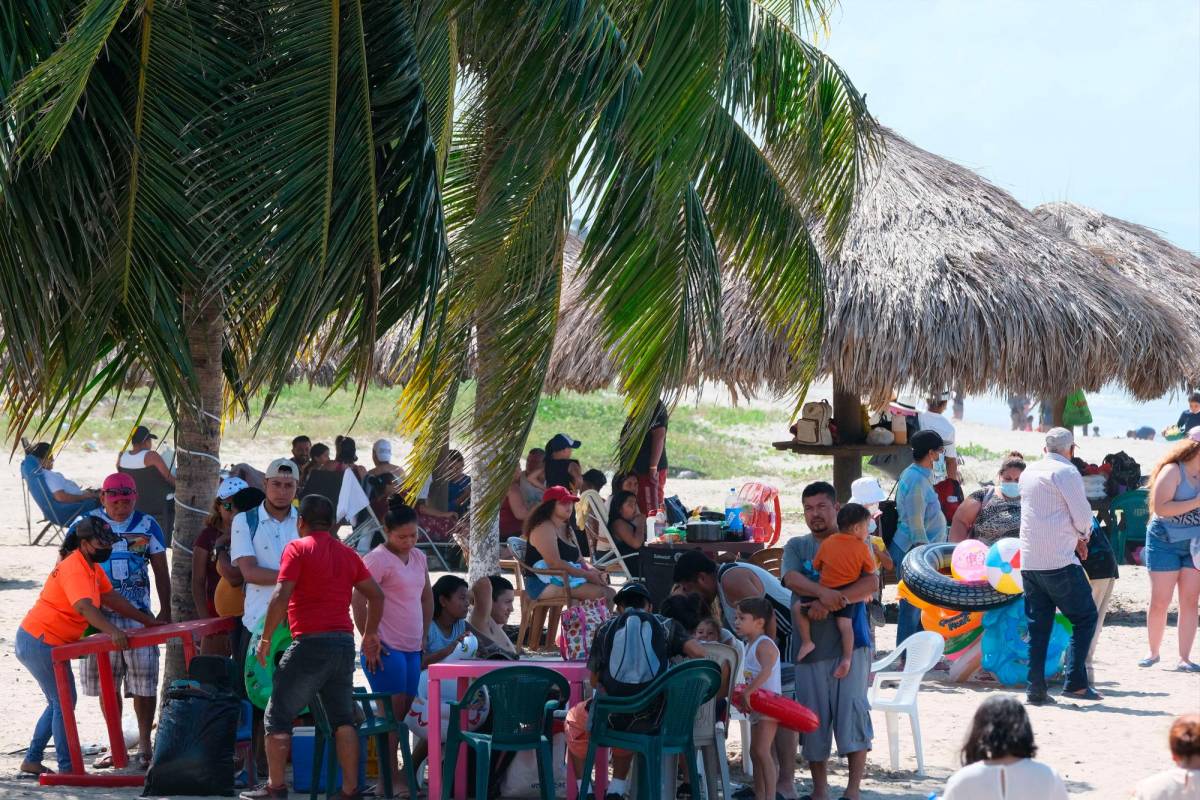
[
  {"xmin": 92, "ymin": 753, "xmax": 115, "ymax": 769},
  {"xmin": 17, "ymin": 763, "xmax": 53, "ymax": 779},
  {"xmin": 1063, "ymin": 687, "xmax": 1104, "ymax": 701},
  {"xmin": 1176, "ymin": 660, "xmax": 1200, "ymax": 673},
  {"xmin": 1138, "ymin": 655, "xmax": 1160, "ymax": 668},
  {"xmin": 135, "ymin": 752, "xmax": 151, "ymax": 771}
]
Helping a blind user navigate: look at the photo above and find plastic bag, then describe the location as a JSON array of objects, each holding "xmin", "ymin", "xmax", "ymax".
[
  {"xmin": 1062, "ymin": 390, "xmax": 1093, "ymax": 427},
  {"xmin": 143, "ymin": 683, "xmax": 239, "ymax": 796}
]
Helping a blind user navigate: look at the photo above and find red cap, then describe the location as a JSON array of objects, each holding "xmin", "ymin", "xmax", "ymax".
[
  {"xmin": 101, "ymin": 473, "xmax": 137, "ymax": 494},
  {"xmin": 542, "ymin": 485, "xmax": 580, "ymax": 504}
]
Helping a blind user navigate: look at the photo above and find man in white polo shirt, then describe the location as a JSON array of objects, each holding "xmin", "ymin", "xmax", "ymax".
[
  {"xmin": 1018, "ymin": 427, "xmax": 1100, "ymax": 706},
  {"xmin": 231, "ymin": 459, "xmax": 300, "ymax": 639}
]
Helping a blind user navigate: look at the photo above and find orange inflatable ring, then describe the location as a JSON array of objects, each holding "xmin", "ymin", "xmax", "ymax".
[
  {"xmin": 896, "ymin": 580, "xmax": 933, "ymax": 611},
  {"xmin": 921, "ymin": 606, "xmax": 983, "ymax": 639},
  {"xmin": 733, "ymin": 686, "xmax": 819, "ymax": 733}
]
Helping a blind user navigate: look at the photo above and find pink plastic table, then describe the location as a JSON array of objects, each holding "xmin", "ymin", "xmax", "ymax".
[{"xmin": 427, "ymin": 659, "xmax": 608, "ymax": 800}]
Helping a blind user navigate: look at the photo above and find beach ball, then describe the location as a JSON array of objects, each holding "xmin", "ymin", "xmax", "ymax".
[
  {"xmin": 985, "ymin": 538, "xmax": 1023, "ymax": 594},
  {"xmin": 951, "ymin": 539, "xmax": 990, "ymax": 581},
  {"xmin": 406, "ymin": 669, "xmax": 490, "ymax": 741},
  {"xmin": 444, "ymin": 633, "xmax": 478, "ymax": 661}
]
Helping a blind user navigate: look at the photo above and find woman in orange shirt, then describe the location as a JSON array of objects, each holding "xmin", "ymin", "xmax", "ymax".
[{"xmin": 15, "ymin": 518, "xmax": 160, "ymax": 777}]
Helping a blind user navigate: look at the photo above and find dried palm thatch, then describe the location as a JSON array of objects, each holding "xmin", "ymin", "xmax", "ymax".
[{"xmin": 546, "ymin": 128, "xmax": 1192, "ymax": 402}]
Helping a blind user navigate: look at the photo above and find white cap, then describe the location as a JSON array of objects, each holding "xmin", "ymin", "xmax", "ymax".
[
  {"xmin": 1045, "ymin": 427, "xmax": 1075, "ymax": 453},
  {"xmin": 373, "ymin": 439, "xmax": 392, "ymax": 462},
  {"xmin": 265, "ymin": 458, "xmax": 299, "ymax": 480},
  {"xmin": 216, "ymin": 476, "xmax": 248, "ymax": 500},
  {"xmin": 850, "ymin": 477, "xmax": 887, "ymax": 506}
]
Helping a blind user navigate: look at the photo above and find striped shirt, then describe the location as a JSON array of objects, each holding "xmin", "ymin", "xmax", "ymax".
[{"xmin": 1018, "ymin": 453, "xmax": 1092, "ymax": 571}]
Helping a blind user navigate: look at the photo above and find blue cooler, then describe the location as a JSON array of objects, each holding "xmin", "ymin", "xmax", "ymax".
[{"xmin": 291, "ymin": 726, "xmax": 368, "ymax": 792}]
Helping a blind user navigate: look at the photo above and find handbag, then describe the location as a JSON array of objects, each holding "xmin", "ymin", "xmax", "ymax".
[{"xmin": 556, "ymin": 598, "xmax": 610, "ymax": 661}]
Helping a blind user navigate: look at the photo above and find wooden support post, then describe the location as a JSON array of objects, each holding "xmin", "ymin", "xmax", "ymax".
[{"xmin": 832, "ymin": 378, "xmax": 863, "ymax": 503}]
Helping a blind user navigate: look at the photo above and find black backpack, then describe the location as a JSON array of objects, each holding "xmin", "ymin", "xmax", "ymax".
[
  {"xmin": 878, "ymin": 500, "xmax": 899, "ymax": 548},
  {"xmin": 600, "ymin": 609, "xmax": 669, "ymax": 696}
]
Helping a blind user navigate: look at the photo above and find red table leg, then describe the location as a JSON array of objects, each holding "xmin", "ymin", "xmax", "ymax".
[
  {"xmin": 95, "ymin": 652, "xmax": 128, "ymax": 769},
  {"xmin": 182, "ymin": 633, "xmax": 196, "ymax": 667},
  {"xmin": 53, "ymin": 660, "xmax": 83, "ymax": 774}
]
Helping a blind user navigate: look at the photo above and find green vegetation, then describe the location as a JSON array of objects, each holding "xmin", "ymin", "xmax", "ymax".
[{"xmin": 957, "ymin": 442, "xmax": 1006, "ymax": 461}]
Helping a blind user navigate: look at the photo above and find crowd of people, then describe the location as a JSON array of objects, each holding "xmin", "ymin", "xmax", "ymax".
[{"xmin": 11, "ymin": 407, "xmax": 1199, "ymax": 799}]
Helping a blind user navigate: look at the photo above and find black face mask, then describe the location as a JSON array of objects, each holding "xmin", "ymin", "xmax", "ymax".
[{"xmin": 89, "ymin": 546, "xmax": 114, "ymax": 564}]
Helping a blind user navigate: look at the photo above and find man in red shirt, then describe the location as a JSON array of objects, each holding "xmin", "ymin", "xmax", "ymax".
[{"xmin": 241, "ymin": 495, "xmax": 384, "ymax": 800}]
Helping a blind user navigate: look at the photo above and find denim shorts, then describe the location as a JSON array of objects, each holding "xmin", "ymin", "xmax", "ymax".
[
  {"xmin": 1145, "ymin": 525, "xmax": 1199, "ymax": 572},
  {"xmin": 264, "ymin": 633, "xmax": 356, "ymax": 734}
]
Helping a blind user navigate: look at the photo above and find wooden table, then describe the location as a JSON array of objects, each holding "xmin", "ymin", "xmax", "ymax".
[
  {"xmin": 773, "ymin": 439, "xmax": 910, "ymax": 501},
  {"xmin": 40, "ymin": 617, "xmax": 236, "ymax": 787},
  {"xmin": 427, "ymin": 659, "xmax": 606, "ymax": 800}
]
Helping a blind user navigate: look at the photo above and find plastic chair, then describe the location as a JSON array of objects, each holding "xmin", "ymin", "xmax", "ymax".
[
  {"xmin": 746, "ymin": 547, "xmax": 784, "ymax": 578},
  {"xmin": 440, "ymin": 666, "xmax": 569, "ymax": 800},
  {"xmin": 579, "ymin": 660, "xmax": 722, "ymax": 800},
  {"xmin": 1109, "ymin": 488, "xmax": 1150, "ymax": 564},
  {"xmin": 695, "ymin": 642, "xmax": 738, "ymax": 800},
  {"xmin": 234, "ymin": 699, "xmax": 256, "ymax": 788},
  {"xmin": 310, "ymin": 687, "xmax": 417, "ymax": 800},
  {"xmin": 867, "ymin": 631, "xmax": 945, "ymax": 775},
  {"xmin": 118, "ymin": 465, "xmax": 175, "ymax": 544},
  {"xmin": 506, "ymin": 537, "xmax": 573, "ymax": 650}
]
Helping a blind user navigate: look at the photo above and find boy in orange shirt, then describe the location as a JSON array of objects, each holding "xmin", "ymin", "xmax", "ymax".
[{"xmin": 795, "ymin": 503, "xmax": 878, "ymax": 678}]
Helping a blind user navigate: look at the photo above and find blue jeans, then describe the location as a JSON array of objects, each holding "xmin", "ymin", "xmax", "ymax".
[
  {"xmin": 889, "ymin": 540, "xmax": 923, "ymax": 646},
  {"xmin": 15, "ymin": 627, "xmax": 77, "ymax": 771},
  {"xmin": 1023, "ymin": 565, "xmax": 1098, "ymax": 695}
]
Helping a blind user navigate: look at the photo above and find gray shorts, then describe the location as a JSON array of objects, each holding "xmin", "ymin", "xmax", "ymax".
[{"xmin": 793, "ymin": 647, "xmax": 873, "ymax": 762}]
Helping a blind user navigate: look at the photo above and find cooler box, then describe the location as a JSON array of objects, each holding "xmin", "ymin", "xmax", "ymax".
[{"xmin": 291, "ymin": 726, "xmax": 367, "ymax": 792}]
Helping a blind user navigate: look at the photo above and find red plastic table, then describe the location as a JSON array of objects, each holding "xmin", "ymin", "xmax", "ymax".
[
  {"xmin": 427, "ymin": 659, "xmax": 607, "ymax": 800},
  {"xmin": 40, "ymin": 617, "xmax": 237, "ymax": 787}
]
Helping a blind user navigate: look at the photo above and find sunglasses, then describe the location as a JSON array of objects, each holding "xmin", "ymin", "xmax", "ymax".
[
  {"xmin": 103, "ymin": 488, "xmax": 136, "ymax": 498},
  {"xmin": 221, "ymin": 501, "xmax": 235, "ymax": 511}
]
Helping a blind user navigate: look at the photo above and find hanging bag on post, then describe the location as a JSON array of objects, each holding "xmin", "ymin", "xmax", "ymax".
[{"xmin": 1062, "ymin": 390, "xmax": 1093, "ymax": 427}]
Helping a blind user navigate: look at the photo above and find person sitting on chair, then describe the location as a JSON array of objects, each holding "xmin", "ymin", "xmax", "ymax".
[
  {"xmin": 117, "ymin": 426, "xmax": 175, "ymax": 489},
  {"xmin": 26, "ymin": 442, "xmax": 100, "ymax": 520}
]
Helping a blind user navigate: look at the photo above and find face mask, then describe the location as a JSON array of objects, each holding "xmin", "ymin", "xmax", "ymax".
[
  {"xmin": 1000, "ymin": 482, "xmax": 1021, "ymax": 498},
  {"xmin": 90, "ymin": 546, "xmax": 113, "ymax": 563},
  {"xmin": 867, "ymin": 518, "xmax": 878, "ymax": 535}
]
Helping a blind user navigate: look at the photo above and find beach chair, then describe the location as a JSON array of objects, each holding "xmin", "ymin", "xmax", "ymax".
[
  {"xmin": 119, "ymin": 465, "xmax": 175, "ymax": 543},
  {"xmin": 582, "ymin": 491, "xmax": 638, "ymax": 581},
  {"xmin": 694, "ymin": 641, "xmax": 739, "ymax": 800},
  {"xmin": 505, "ymin": 537, "xmax": 571, "ymax": 651},
  {"xmin": 20, "ymin": 454, "xmax": 87, "ymax": 546},
  {"xmin": 440, "ymin": 666, "xmax": 569, "ymax": 800},
  {"xmin": 868, "ymin": 631, "xmax": 945, "ymax": 776},
  {"xmin": 1109, "ymin": 488, "xmax": 1150, "ymax": 564},
  {"xmin": 579, "ymin": 660, "xmax": 721, "ymax": 800}
]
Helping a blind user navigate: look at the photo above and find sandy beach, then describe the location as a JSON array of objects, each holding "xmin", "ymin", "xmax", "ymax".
[{"xmin": 0, "ymin": 419, "xmax": 1195, "ymax": 799}]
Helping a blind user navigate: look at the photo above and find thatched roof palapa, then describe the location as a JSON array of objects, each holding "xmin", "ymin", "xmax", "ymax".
[{"xmin": 546, "ymin": 128, "xmax": 1193, "ymax": 403}]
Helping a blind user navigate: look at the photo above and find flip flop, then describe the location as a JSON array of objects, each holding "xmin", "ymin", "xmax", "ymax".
[
  {"xmin": 17, "ymin": 765, "xmax": 53, "ymax": 779},
  {"xmin": 92, "ymin": 753, "xmax": 115, "ymax": 769},
  {"xmin": 1063, "ymin": 687, "xmax": 1103, "ymax": 701},
  {"xmin": 1138, "ymin": 655, "xmax": 1160, "ymax": 668}
]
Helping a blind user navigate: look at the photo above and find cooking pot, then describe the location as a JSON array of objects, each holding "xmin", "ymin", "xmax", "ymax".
[{"xmin": 686, "ymin": 520, "xmax": 724, "ymax": 543}]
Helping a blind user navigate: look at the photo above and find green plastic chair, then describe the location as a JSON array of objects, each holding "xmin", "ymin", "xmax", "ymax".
[
  {"xmin": 1110, "ymin": 488, "xmax": 1150, "ymax": 564},
  {"xmin": 310, "ymin": 687, "xmax": 418, "ymax": 800},
  {"xmin": 440, "ymin": 666, "xmax": 569, "ymax": 800},
  {"xmin": 579, "ymin": 660, "xmax": 722, "ymax": 800}
]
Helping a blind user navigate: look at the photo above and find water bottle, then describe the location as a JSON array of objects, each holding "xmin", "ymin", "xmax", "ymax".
[
  {"xmin": 654, "ymin": 510, "xmax": 667, "ymax": 539},
  {"xmin": 724, "ymin": 488, "xmax": 744, "ymax": 534}
]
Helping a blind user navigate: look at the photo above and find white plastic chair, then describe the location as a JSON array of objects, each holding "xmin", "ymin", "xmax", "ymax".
[{"xmin": 868, "ymin": 631, "xmax": 945, "ymax": 775}]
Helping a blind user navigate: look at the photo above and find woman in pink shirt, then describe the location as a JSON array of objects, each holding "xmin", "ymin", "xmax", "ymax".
[{"xmin": 353, "ymin": 503, "xmax": 432, "ymax": 787}]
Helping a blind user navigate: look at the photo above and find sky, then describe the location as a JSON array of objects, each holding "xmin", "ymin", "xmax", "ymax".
[{"xmin": 819, "ymin": 0, "xmax": 1200, "ymax": 254}]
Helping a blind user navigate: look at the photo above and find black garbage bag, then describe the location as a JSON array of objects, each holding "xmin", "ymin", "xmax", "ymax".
[{"xmin": 144, "ymin": 682, "xmax": 239, "ymax": 796}]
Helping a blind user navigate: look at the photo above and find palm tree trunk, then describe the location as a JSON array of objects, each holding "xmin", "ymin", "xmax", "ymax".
[
  {"xmin": 162, "ymin": 291, "xmax": 224, "ymax": 688},
  {"xmin": 467, "ymin": 323, "xmax": 503, "ymax": 586}
]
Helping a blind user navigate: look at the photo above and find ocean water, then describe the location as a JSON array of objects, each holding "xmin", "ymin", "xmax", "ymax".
[{"xmin": 955, "ymin": 387, "xmax": 1195, "ymax": 438}]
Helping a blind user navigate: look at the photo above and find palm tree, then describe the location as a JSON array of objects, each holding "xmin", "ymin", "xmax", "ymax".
[{"xmin": 2, "ymin": 0, "xmax": 873, "ymax": 648}]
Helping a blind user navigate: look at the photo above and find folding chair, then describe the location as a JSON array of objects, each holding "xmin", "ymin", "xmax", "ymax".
[
  {"xmin": 20, "ymin": 455, "xmax": 77, "ymax": 546},
  {"xmin": 582, "ymin": 491, "xmax": 637, "ymax": 581}
]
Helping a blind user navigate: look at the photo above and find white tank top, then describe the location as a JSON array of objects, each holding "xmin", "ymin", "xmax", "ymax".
[
  {"xmin": 717, "ymin": 562, "xmax": 794, "ymax": 656},
  {"xmin": 119, "ymin": 450, "xmax": 148, "ymax": 469},
  {"xmin": 742, "ymin": 634, "xmax": 782, "ymax": 694}
]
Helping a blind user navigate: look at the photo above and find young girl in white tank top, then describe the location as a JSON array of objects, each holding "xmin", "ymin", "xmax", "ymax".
[{"xmin": 735, "ymin": 597, "xmax": 781, "ymax": 800}]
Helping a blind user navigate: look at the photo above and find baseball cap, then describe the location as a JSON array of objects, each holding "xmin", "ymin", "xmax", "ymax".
[
  {"xmin": 542, "ymin": 485, "xmax": 580, "ymax": 504},
  {"xmin": 1045, "ymin": 427, "xmax": 1075, "ymax": 452},
  {"xmin": 265, "ymin": 458, "xmax": 299, "ymax": 480},
  {"xmin": 27, "ymin": 442, "xmax": 51, "ymax": 460},
  {"xmin": 101, "ymin": 473, "xmax": 137, "ymax": 495},
  {"xmin": 910, "ymin": 429, "xmax": 945, "ymax": 458},
  {"xmin": 613, "ymin": 582, "xmax": 652, "ymax": 606},
  {"xmin": 849, "ymin": 477, "xmax": 887, "ymax": 506},
  {"xmin": 217, "ymin": 476, "xmax": 249, "ymax": 499},
  {"xmin": 1187, "ymin": 426, "xmax": 1200, "ymax": 443},
  {"xmin": 131, "ymin": 425, "xmax": 157, "ymax": 445},
  {"xmin": 74, "ymin": 516, "xmax": 119, "ymax": 545},
  {"xmin": 373, "ymin": 439, "xmax": 392, "ymax": 462},
  {"xmin": 546, "ymin": 433, "xmax": 581, "ymax": 452}
]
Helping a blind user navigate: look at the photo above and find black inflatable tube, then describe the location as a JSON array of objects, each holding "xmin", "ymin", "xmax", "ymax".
[{"xmin": 901, "ymin": 543, "xmax": 1021, "ymax": 612}]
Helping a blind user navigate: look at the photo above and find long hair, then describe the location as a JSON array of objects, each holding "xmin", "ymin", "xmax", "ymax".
[
  {"xmin": 432, "ymin": 574, "xmax": 468, "ymax": 618},
  {"xmin": 961, "ymin": 696, "xmax": 1037, "ymax": 765},
  {"xmin": 608, "ymin": 490, "xmax": 638, "ymax": 532},
  {"xmin": 204, "ymin": 496, "xmax": 224, "ymax": 530},
  {"xmin": 334, "ymin": 435, "xmax": 358, "ymax": 464},
  {"xmin": 1150, "ymin": 439, "xmax": 1200, "ymax": 491},
  {"xmin": 522, "ymin": 498, "xmax": 560, "ymax": 537}
]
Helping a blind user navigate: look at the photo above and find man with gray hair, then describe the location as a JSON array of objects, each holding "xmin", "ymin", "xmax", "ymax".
[{"xmin": 1018, "ymin": 427, "xmax": 1101, "ymax": 705}]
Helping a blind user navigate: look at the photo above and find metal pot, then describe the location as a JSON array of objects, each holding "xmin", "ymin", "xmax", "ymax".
[{"xmin": 686, "ymin": 520, "xmax": 724, "ymax": 543}]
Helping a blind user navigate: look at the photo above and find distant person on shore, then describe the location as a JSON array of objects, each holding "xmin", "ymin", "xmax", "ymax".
[
  {"xmin": 892, "ymin": 430, "xmax": 948, "ymax": 646},
  {"xmin": 1019, "ymin": 427, "xmax": 1101, "ymax": 705},
  {"xmin": 26, "ymin": 442, "xmax": 101, "ymax": 518},
  {"xmin": 918, "ymin": 394, "xmax": 958, "ymax": 481},
  {"xmin": 950, "ymin": 455, "xmax": 1026, "ymax": 545},
  {"xmin": 1008, "ymin": 396, "xmax": 1030, "ymax": 431},
  {"xmin": 117, "ymin": 425, "xmax": 175, "ymax": 489},
  {"xmin": 623, "ymin": 399, "xmax": 669, "ymax": 514},
  {"xmin": 1167, "ymin": 392, "xmax": 1200, "ymax": 438},
  {"xmin": 1133, "ymin": 714, "xmax": 1200, "ymax": 800},
  {"xmin": 1141, "ymin": 430, "xmax": 1200, "ymax": 672},
  {"xmin": 941, "ymin": 696, "xmax": 1068, "ymax": 799},
  {"xmin": 1132, "ymin": 427, "xmax": 1158, "ymax": 441}
]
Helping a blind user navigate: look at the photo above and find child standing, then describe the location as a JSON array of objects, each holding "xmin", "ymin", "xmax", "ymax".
[
  {"xmin": 794, "ymin": 503, "xmax": 879, "ymax": 678},
  {"xmin": 735, "ymin": 597, "xmax": 781, "ymax": 800}
]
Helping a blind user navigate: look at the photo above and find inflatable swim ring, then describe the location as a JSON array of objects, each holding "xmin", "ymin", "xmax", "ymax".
[
  {"xmin": 244, "ymin": 619, "xmax": 297, "ymax": 710},
  {"xmin": 902, "ymin": 543, "xmax": 1022, "ymax": 612},
  {"xmin": 979, "ymin": 601, "xmax": 1069, "ymax": 686},
  {"xmin": 921, "ymin": 605, "xmax": 983, "ymax": 639}
]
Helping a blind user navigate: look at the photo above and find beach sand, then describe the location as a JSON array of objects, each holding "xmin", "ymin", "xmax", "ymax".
[{"xmin": 0, "ymin": 424, "xmax": 1195, "ymax": 799}]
